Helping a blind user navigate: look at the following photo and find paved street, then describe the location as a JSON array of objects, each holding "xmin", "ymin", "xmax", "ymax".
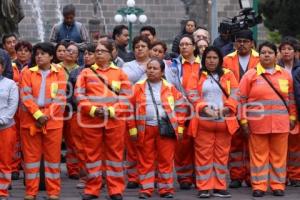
[{"xmin": 8, "ymin": 165, "xmax": 300, "ymax": 200}]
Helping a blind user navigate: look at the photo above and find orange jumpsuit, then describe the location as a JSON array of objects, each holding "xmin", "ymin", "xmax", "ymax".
[
  {"xmin": 75, "ymin": 63, "xmax": 131, "ymax": 197},
  {"xmin": 128, "ymin": 79, "xmax": 187, "ymax": 196},
  {"xmin": 187, "ymin": 69, "xmax": 239, "ymax": 190},
  {"xmin": 173, "ymin": 56, "xmax": 201, "ymax": 185},
  {"xmin": 223, "ymin": 50, "xmax": 259, "ymax": 183},
  {"xmin": 20, "ymin": 65, "xmax": 66, "ymax": 197},
  {"xmin": 238, "ymin": 64, "xmax": 296, "ymax": 191}
]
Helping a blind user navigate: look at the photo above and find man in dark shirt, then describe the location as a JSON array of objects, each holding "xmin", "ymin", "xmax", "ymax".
[{"xmin": 112, "ymin": 25, "xmax": 134, "ymax": 62}]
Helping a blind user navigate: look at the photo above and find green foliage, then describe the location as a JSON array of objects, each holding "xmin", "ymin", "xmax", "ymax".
[
  {"xmin": 259, "ymin": 0, "xmax": 300, "ymax": 39},
  {"xmin": 267, "ymin": 30, "xmax": 281, "ymax": 44}
]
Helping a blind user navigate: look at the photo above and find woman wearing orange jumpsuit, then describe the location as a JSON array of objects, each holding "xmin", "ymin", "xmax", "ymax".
[
  {"xmin": 239, "ymin": 41, "xmax": 297, "ymax": 197},
  {"xmin": 187, "ymin": 46, "xmax": 239, "ymax": 198}
]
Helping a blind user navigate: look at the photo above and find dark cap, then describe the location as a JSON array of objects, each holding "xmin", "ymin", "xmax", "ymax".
[{"xmin": 235, "ymin": 29, "xmax": 253, "ymax": 41}]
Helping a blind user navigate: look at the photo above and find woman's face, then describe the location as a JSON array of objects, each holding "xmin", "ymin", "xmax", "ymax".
[
  {"xmin": 205, "ymin": 50, "xmax": 220, "ymax": 72},
  {"xmin": 56, "ymin": 45, "xmax": 66, "ymax": 62},
  {"xmin": 0, "ymin": 64, "xmax": 3, "ymax": 75},
  {"xmin": 280, "ymin": 44, "xmax": 295, "ymax": 62},
  {"xmin": 179, "ymin": 37, "xmax": 195, "ymax": 58},
  {"xmin": 84, "ymin": 50, "xmax": 95, "ymax": 66},
  {"xmin": 95, "ymin": 44, "xmax": 111, "ymax": 64},
  {"xmin": 146, "ymin": 60, "xmax": 163, "ymax": 83},
  {"xmin": 134, "ymin": 40, "xmax": 149, "ymax": 60},
  {"xmin": 260, "ymin": 46, "xmax": 276, "ymax": 67},
  {"xmin": 65, "ymin": 44, "xmax": 79, "ymax": 63},
  {"xmin": 197, "ymin": 40, "xmax": 208, "ymax": 56},
  {"xmin": 150, "ymin": 44, "xmax": 165, "ymax": 60},
  {"xmin": 35, "ymin": 49, "xmax": 53, "ymax": 69},
  {"xmin": 16, "ymin": 46, "xmax": 31, "ymax": 64},
  {"xmin": 185, "ymin": 21, "xmax": 196, "ymax": 34}
]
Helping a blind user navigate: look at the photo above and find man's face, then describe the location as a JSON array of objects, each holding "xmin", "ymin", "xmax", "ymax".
[
  {"xmin": 140, "ymin": 30, "xmax": 155, "ymax": 42},
  {"xmin": 116, "ymin": 29, "xmax": 129, "ymax": 46},
  {"xmin": 235, "ymin": 38, "xmax": 253, "ymax": 56},
  {"xmin": 3, "ymin": 36, "xmax": 17, "ymax": 55},
  {"xmin": 193, "ymin": 29, "xmax": 210, "ymax": 43},
  {"xmin": 64, "ymin": 14, "xmax": 75, "ymax": 25}
]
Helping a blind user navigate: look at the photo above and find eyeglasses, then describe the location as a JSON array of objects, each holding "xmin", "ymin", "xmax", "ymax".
[
  {"xmin": 66, "ymin": 49, "xmax": 78, "ymax": 54},
  {"xmin": 236, "ymin": 39, "xmax": 251, "ymax": 44},
  {"xmin": 95, "ymin": 49, "xmax": 110, "ymax": 54},
  {"xmin": 179, "ymin": 43, "xmax": 193, "ymax": 48}
]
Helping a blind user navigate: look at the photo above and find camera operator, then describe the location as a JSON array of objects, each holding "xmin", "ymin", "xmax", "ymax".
[{"xmin": 213, "ymin": 30, "xmax": 235, "ymax": 57}]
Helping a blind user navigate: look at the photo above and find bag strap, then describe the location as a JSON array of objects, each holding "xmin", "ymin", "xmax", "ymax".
[
  {"xmin": 89, "ymin": 67, "xmax": 120, "ymax": 96},
  {"xmin": 260, "ymin": 73, "xmax": 289, "ymax": 111},
  {"xmin": 208, "ymin": 73, "xmax": 230, "ymax": 98},
  {"xmin": 146, "ymin": 80, "xmax": 161, "ymax": 126}
]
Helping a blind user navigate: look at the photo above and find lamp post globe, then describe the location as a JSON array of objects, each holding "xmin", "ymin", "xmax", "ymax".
[
  {"xmin": 114, "ymin": 14, "xmax": 123, "ymax": 23},
  {"xmin": 128, "ymin": 14, "xmax": 137, "ymax": 23},
  {"xmin": 138, "ymin": 14, "xmax": 147, "ymax": 23},
  {"xmin": 127, "ymin": 0, "xmax": 135, "ymax": 7}
]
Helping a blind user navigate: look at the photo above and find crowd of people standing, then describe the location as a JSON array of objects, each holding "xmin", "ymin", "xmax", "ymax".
[{"xmin": 1, "ymin": 3, "xmax": 300, "ymax": 200}]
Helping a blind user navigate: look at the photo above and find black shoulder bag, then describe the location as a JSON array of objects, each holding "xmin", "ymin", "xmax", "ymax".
[
  {"xmin": 209, "ymin": 73, "xmax": 229, "ymax": 98},
  {"xmin": 260, "ymin": 73, "xmax": 289, "ymax": 111},
  {"xmin": 89, "ymin": 67, "xmax": 120, "ymax": 96},
  {"xmin": 146, "ymin": 80, "xmax": 176, "ymax": 138}
]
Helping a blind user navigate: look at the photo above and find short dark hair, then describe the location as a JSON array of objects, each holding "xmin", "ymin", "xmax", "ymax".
[
  {"xmin": 132, "ymin": 35, "xmax": 151, "ymax": 50},
  {"xmin": 140, "ymin": 26, "xmax": 156, "ymax": 36},
  {"xmin": 150, "ymin": 40, "xmax": 167, "ymax": 53},
  {"xmin": 259, "ymin": 41, "xmax": 277, "ymax": 56},
  {"xmin": 63, "ymin": 4, "xmax": 76, "ymax": 16},
  {"xmin": 2, "ymin": 33, "xmax": 17, "ymax": 45},
  {"xmin": 279, "ymin": 36, "xmax": 298, "ymax": 51},
  {"xmin": 31, "ymin": 42, "xmax": 55, "ymax": 67},
  {"xmin": 53, "ymin": 42, "xmax": 68, "ymax": 63},
  {"xmin": 201, "ymin": 46, "xmax": 224, "ymax": 77},
  {"xmin": 179, "ymin": 34, "xmax": 198, "ymax": 56},
  {"xmin": 15, "ymin": 40, "xmax": 33, "ymax": 52},
  {"xmin": 112, "ymin": 25, "xmax": 128, "ymax": 40},
  {"xmin": 84, "ymin": 43, "xmax": 96, "ymax": 53},
  {"xmin": 147, "ymin": 58, "xmax": 165, "ymax": 72}
]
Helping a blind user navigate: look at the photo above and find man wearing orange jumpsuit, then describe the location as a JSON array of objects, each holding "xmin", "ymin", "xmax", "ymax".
[
  {"xmin": 223, "ymin": 29, "xmax": 259, "ymax": 188},
  {"xmin": 239, "ymin": 41, "xmax": 296, "ymax": 197},
  {"xmin": 20, "ymin": 42, "xmax": 66, "ymax": 200}
]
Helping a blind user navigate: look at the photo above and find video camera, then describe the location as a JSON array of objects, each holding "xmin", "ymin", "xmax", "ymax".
[{"xmin": 218, "ymin": 0, "xmax": 262, "ymax": 35}]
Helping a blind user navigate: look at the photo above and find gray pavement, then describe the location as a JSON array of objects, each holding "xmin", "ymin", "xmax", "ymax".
[{"xmin": 8, "ymin": 166, "xmax": 300, "ymax": 200}]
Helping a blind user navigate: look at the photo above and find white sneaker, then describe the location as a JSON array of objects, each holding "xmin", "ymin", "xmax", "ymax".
[{"xmin": 76, "ymin": 181, "xmax": 85, "ymax": 189}]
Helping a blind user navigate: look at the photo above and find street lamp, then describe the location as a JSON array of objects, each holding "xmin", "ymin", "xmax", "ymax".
[{"xmin": 114, "ymin": 0, "xmax": 147, "ymax": 50}]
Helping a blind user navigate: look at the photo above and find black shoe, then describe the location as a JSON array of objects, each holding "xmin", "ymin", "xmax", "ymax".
[
  {"xmin": 290, "ymin": 180, "xmax": 300, "ymax": 187},
  {"xmin": 11, "ymin": 171, "xmax": 20, "ymax": 180},
  {"xmin": 197, "ymin": 190, "xmax": 210, "ymax": 198},
  {"xmin": 179, "ymin": 182, "xmax": 192, "ymax": 190},
  {"xmin": 229, "ymin": 180, "xmax": 242, "ymax": 188},
  {"xmin": 273, "ymin": 190, "xmax": 285, "ymax": 196},
  {"xmin": 160, "ymin": 193, "xmax": 173, "ymax": 198},
  {"xmin": 139, "ymin": 193, "xmax": 150, "ymax": 199},
  {"xmin": 82, "ymin": 194, "xmax": 98, "ymax": 200},
  {"xmin": 212, "ymin": 190, "xmax": 231, "ymax": 198},
  {"xmin": 110, "ymin": 194, "xmax": 123, "ymax": 200},
  {"xmin": 8, "ymin": 184, "xmax": 12, "ymax": 190},
  {"xmin": 0, "ymin": 196, "xmax": 8, "ymax": 200},
  {"xmin": 69, "ymin": 174, "xmax": 80, "ymax": 180},
  {"xmin": 252, "ymin": 190, "xmax": 265, "ymax": 197},
  {"xmin": 126, "ymin": 181, "xmax": 139, "ymax": 189}
]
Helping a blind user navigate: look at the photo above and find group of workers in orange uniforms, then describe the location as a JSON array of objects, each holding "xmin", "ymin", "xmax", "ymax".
[{"xmin": 1, "ymin": 28, "xmax": 300, "ymax": 200}]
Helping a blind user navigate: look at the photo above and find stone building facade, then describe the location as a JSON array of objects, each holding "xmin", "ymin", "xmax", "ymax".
[{"xmin": 18, "ymin": 0, "xmax": 266, "ymax": 44}]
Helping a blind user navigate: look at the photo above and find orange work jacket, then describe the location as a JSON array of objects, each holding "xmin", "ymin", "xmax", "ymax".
[
  {"xmin": 19, "ymin": 64, "xmax": 67, "ymax": 129},
  {"xmin": 223, "ymin": 49, "xmax": 260, "ymax": 82},
  {"xmin": 75, "ymin": 62, "xmax": 132, "ymax": 129},
  {"xmin": 187, "ymin": 68, "xmax": 239, "ymax": 136},
  {"xmin": 127, "ymin": 79, "xmax": 187, "ymax": 142},
  {"xmin": 238, "ymin": 63, "xmax": 297, "ymax": 134}
]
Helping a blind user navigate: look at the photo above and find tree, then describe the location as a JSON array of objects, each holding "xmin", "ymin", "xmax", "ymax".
[{"xmin": 259, "ymin": 0, "xmax": 300, "ymax": 39}]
